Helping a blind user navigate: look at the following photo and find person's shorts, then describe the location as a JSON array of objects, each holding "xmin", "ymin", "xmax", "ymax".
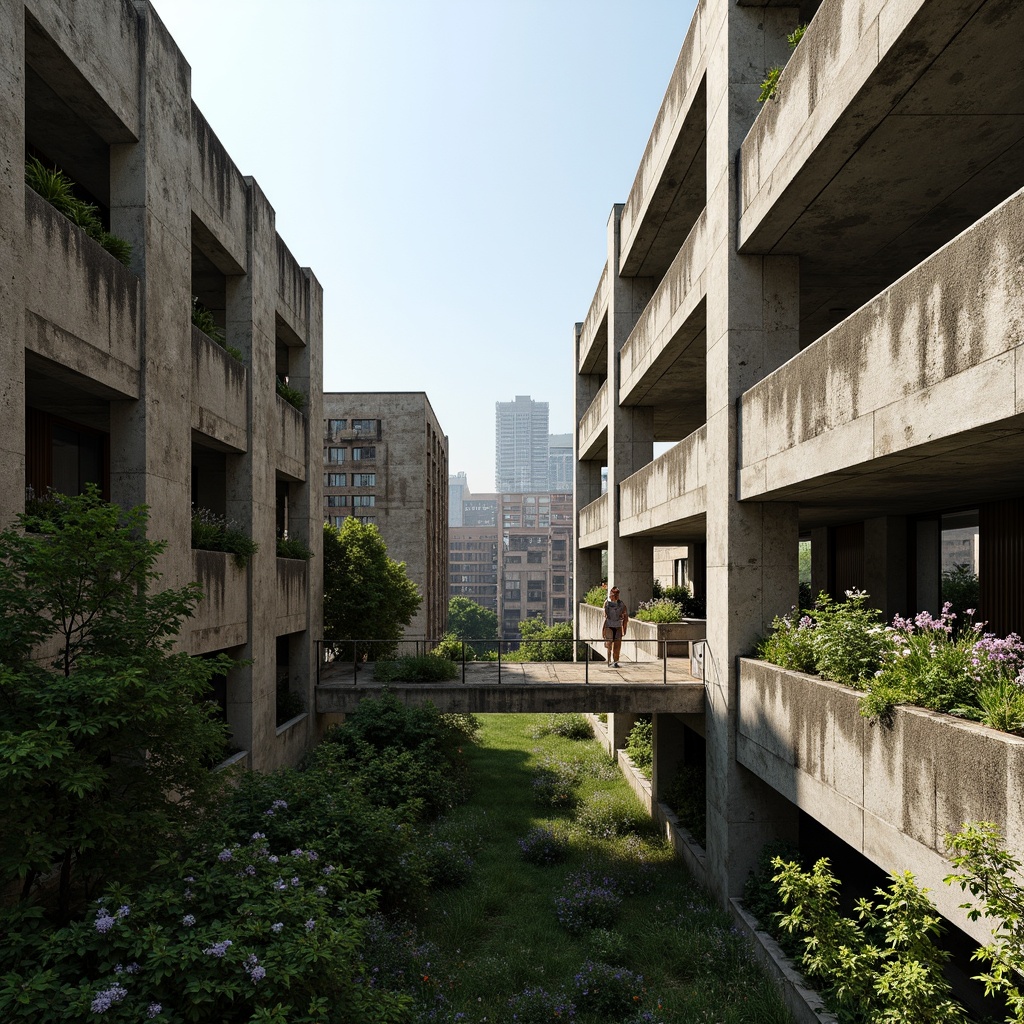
[{"xmin": 603, "ymin": 626, "xmax": 622, "ymax": 642}]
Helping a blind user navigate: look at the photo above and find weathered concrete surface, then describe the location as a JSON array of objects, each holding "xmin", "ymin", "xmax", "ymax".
[
  {"xmin": 191, "ymin": 329, "xmax": 247, "ymax": 452},
  {"xmin": 619, "ymin": 427, "xmax": 707, "ymax": 538},
  {"xmin": 275, "ymin": 394, "xmax": 309, "ymax": 482},
  {"xmin": 316, "ymin": 675, "xmax": 704, "ymax": 716},
  {"xmin": 190, "ymin": 549, "xmax": 249, "ymax": 654},
  {"xmin": 738, "ymin": 187, "xmax": 1024, "ymax": 505},
  {"xmin": 577, "ymin": 602, "xmax": 705, "ymax": 662},
  {"xmin": 619, "ymin": 209, "xmax": 707, "ymax": 438},
  {"xmin": 737, "ymin": 658, "xmax": 1024, "ymax": 946},
  {"xmin": 276, "ymin": 558, "xmax": 308, "ymax": 634},
  {"xmin": 578, "ymin": 492, "xmax": 608, "ymax": 549},
  {"xmin": 619, "ymin": 1, "xmax": 709, "ymax": 278},
  {"xmin": 577, "ymin": 261, "xmax": 609, "ymax": 375},
  {"xmin": 577, "ymin": 379, "xmax": 608, "ymax": 461},
  {"xmin": 24, "ymin": 190, "xmax": 141, "ymax": 397}
]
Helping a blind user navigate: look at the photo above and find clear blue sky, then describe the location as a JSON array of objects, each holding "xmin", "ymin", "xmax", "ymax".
[{"xmin": 156, "ymin": 1, "xmax": 698, "ymax": 492}]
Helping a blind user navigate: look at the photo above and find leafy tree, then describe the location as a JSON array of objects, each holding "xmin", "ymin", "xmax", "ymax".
[
  {"xmin": 447, "ymin": 596, "xmax": 498, "ymax": 655},
  {"xmin": 0, "ymin": 487, "xmax": 230, "ymax": 921},
  {"xmin": 518, "ymin": 618, "xmax": 574, "ymax": 661},
  {"xmin": 323, "ymin": 518, "xmax": 421, "ymax": 661}
]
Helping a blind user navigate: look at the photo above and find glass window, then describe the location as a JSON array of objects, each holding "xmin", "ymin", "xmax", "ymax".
[
  {"xmin": 352, "ymin": 419, "xmax": 378, "ymax": 433},
  {"xmin": 352, "ymin": 473, "xmax": 376, "ymax": 487},
  {"xmin": 327, "ymin": 447, "xmax": 345, "ymax": 463},
  {"xmin": 353, "ymin": 495, "xmax": 376, "ymax": 507},
  {"xmin": 325, "ymin": 473, "xmax": 346, "ymax": 487},
  {"xmin": 327, "ymin": 495, "xmax": 349, "ymax": 507},
  {"xmin": 352, "ymin": 447, "xmax": 375, "ymax": 461},
  {"xmin": 330, "ymin": 515, "xmax": 345, "ymax": 528},
  {"xmin": 355, "ymin": 515, "xmax": 374, "ymax": 524},
  {"xmin": 327, "ymin": 418, "xmax": 346, "ymax": 433}
]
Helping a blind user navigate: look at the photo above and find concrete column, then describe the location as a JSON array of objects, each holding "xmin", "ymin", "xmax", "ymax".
[
  {"xmin": 864, "ymin": 516, "xmax": 907, "ymax": 621},
  {"xmin": 702, "ymin": 1, "xmax": 802, "ymax": 899},
  {"xmin": 606, "ymin": 206, "xmax": 655, "ymax": 612},
  {"xmin": 916, "ymin": 518, "xmax": 941, "ymax": 615},
  {"xmin": 652, "ymin": 713, "xmax": 688, "ymax": 802},
  {"xmin": 108, "ymin": 8, "xmax": 193, "ymax": 590},
  {"xmin": 608, "ymin": 711, "xmax": 636, "ymax": 754},
  {"xmin": 0, "ymin": 4, "xmax": 25, "ymax": 525}
]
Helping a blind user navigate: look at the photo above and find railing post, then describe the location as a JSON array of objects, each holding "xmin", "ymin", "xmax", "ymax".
[
  {"xmin": 497, "ymin": 637, "xmax": 502, "ymax": 685},
  {"xmin": 462, "ymin": 639, "xmax": 466, "ymax": 684}
]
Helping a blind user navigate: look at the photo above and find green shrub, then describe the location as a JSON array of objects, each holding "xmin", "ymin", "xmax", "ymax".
[
  {"xmin": 432, "ymin": 631, "xmax": 473, "ymax": 661},
  {"xmin": 0, "ymin": 838, "xmax": 404, "ymax": 1024},
  {"xmin": 275, "ymin": 679, "xmax": 305, "ymax": 724},
  {"xmin": 574, "ymin": 791, "xmax": 653, "ymax": 840},
  {"xmin": 757, "ymin": 609, "xmax": 817, "ymax": 674},
  {"xmin": 584, "ymin": 583, "xmax": 608, "ymax": 606},
  {"xmin": 26, "ymin": 157, "xmax": 133, "ymax": 267},
  {"xmin": 634, "ymin": 597, "xmax": 684, "ymax": 623},
  {"xmin": 625, "ymin": 717, "xmax": 653, "ymax": 778},
  {"xmin": 810, "ymin": 590, "xmax": 888, "ymax": 688},
  {"xmin": 941, "ymin": 563, "xmax": 980, "ymax": 627},
  {"xmin": 276, "ymin": 536, "xmax": 313, "ymax": 560},
  {"xmin": 572, "ymin": 959, "xmax": 647, "ymax": 1017},
  {"xmin": 518, "ymin": 618, "xmax": 574, "ymax": 661},
  {"xmin": 742, "ymin": 840, "xmax": 803, "ymax": 949},
  {"xmin": 542, "ymin": 713, "xmax": 594, "ymax": 740},
  {"xmin": 191, "ymin": 507, "xmax": 258, "ymax": 567},
  {"xmin": 758, "ymin": 24, "xmax": 806, "ymax": 103},
  {"xmin": 277, "ymin": 376, "xmax": 307, "ymax": 410},
  {"xmin": 773, "ymin": 856, "xmax": 968, "ymax": 1023},
  {"xmin": 373, "ymin": 655, "xmax": 460, "ymax": 683}
]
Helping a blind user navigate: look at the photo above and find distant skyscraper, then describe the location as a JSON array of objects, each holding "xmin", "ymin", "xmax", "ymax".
[
  {"xmin": 495, "ymin": 395, "xmax": 549, "ymax": 492},
  {"xmin": 448, "ymin": 472, "xmax": 469, "ymax": 527},
  {"xmin": 548, "ymin": 433, "xmax": 572, "ymax": 491}
]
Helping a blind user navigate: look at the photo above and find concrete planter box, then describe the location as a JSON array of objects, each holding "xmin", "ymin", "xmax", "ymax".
[
  {"xmin": 578, "ymin": 602, "xmax": 705, "ymax": 662},
  {"xmin": 190, "ymin": 549, "xmax": 249, "ymax": 653},
  {"xmin": 737, "ymin": 658, "xmax": 1024, "ymax": 944}
]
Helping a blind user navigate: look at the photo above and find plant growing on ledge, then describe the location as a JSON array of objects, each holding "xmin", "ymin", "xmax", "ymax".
[
  {"xmin": 191, "ymin": 297, "xmax": 243, "ymax": 360},
  {"xmin": 276, "ymin": 536, "xmax": 313, "ymax": 560},
  {"xmin": 583, "ymin": 582, "xmax": 608, "ymax": 606},
  {"xmin": 25, "ymin": 156, "xmax": 133, "ymax": 267},
  {"xmin": 276, "ymin": 375, "xmax": 307, "ymax": 411},
  {"xmin": 758, "ymin": 23, "xmax": 807, "ymax": 103},
  {"xmin": 190, "ymin": 506, "xmax": 258, "ymax": 567},
  {"xmin": 634, "ymin": 597, "xmax": 685, "ymax": 623}
]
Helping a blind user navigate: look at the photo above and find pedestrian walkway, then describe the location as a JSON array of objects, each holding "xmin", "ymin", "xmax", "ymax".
[{"xmin": 316, "ymin": 658, "xmax": 704, "ymax": 715}]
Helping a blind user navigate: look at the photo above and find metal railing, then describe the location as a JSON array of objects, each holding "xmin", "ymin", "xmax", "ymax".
[{"xmin": 315, "ymin": 635, "xmax": 683, "ymax": 686}]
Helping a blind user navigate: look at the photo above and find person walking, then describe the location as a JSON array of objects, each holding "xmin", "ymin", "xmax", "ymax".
[{"xmin": 603, "ymin": 586, "xmax": 629, "ymax": 668}]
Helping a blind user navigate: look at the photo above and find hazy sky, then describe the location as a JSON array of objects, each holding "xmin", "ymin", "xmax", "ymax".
[{"xmin": 156, "ymin": 1, "xmax": 698, "ymax": 492}]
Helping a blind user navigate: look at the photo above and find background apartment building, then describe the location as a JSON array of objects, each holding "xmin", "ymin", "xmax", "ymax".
[
  {"xmin": 495, "ymin": 395, "xmax": 549, "ymax": 492},
  {"xmin": 3, "ymin": 0, "xmax": 324, "ymax": 771},
  {"xmin": 572, "ymin": 0, "xmax": 1024, "ymax": 991},
  {"xmin": 449, "ymin": 488, "xmax": 573, "ymax": 638},
  {"xmin": 323, "ymin": 393, "xmax": 448, "ymax": 642}
]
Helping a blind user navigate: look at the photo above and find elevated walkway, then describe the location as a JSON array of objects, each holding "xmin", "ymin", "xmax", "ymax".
[{"xmin": 316, "ymin": 658, "xmax": 704, "ymax": 715}]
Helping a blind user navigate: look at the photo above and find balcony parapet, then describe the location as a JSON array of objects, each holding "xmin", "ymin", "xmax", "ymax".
[
  {"xmin": 578, "ymin": 492, "xmax": 609, "ymax": 549},
  {"xmin": 738, "ymin": 658, "xmax": 1024, "ymax": 946},
  {"xmin": 578, "ymin": 261, "xmax": 609, "ymax": 375},
  {"xmin": 738, "ymin": 187, "xmax": 1024, "ymax": 499},
  {"xmin": 276, "ymin": 394, "xmax": 309, "ymax": 481},
  {"xmin": 620, "ymin": 426, "xmax": 707, "ymax": 537},
  {"xmin": 620, "ymin": 209, "xmax": 708, "ymax": 407},
  {"xmin": 578, "ymin": 381, "xmax": 609, "ymax": 460},
  {"xmin": 190, "ymin": 549, "xmax": 249, "ymax": 653},
  {"xmin": 276, "ymin": 556, "xmax": 308, "ymax": 632},
  {"xmin": 24, "ymin": 187, "xmax": 140, "ymax": 398},
  {"xmin": 191, "ymin": 328, "xmax": 248, "ymax": 452}
]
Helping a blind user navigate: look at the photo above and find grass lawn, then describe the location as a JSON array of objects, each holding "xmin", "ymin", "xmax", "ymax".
[{"xmin": 412, "ymin": 713, "xmax": 793, "ymax": 1023}]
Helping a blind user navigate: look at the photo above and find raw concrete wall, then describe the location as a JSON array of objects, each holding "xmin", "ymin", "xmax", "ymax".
[
  {"xmin": 737, "ymin": 658, "xmax": 1024, "ymax": 945},
  {"xmin": 577, "ymin": 261, "xmax": 608, "ymax": 374},
  {"xmin": 578, "ymin": 380, "xmax": 608, "ymax": 459},
  {"xmin": 619, "ymin": 427, "xmax": 707, "ymax": 536},
  {"xmin": 190, "ymin": 550, "xmax": 249, "ymax": 653},
  {"xmin": 578, "ymin": 492, "xmax": 609, "ymax": 548},
  {"xmin": 738, "ymin": 187, "xmax": 1024, "ymax": 496},
  {"xmin": 191, "ymin": 329, "xmax": 247, "ymax": 451}
]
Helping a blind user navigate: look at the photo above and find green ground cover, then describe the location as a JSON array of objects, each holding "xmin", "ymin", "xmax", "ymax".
[{"xmin": 414, "ymin": 713, "xmax": 793, "ymax": 1024}]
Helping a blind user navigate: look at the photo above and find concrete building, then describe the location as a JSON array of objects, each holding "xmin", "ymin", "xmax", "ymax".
[
  {"xmin": 4, "ymin": 0, "xmax": 324, "ymax": 771},
  {"xmin": 548, "ymin": 432, "xmax": 573, "ymax": 492},
  {"xmin": 448, "ymin": 526, "xmax": 500, "ymax": 615},
  {"xmin": 323, "ymin": 393, "xmax": 448, "ymax": 642},
  {"xmin": 448, "ymin": 471, "xmax": 469, "ymax": 527},
  {"xmin": 573, "ymin": 0, "xmax": 1024, "ymax": 961},
  {"xmin": 495, "ymin": 395, "xmax": 549, "ymax": 492}
]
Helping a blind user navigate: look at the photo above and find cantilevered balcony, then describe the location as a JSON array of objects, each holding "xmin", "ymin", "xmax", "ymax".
[
  {"xmin": 578, "ymin": 381, "xmax": 609, "ymax": 461},
  {"xmin": 738, "ymin": 187, "xmax": 1024, "ymax": 523},
  {"xmin": 192, "ymin": 328, "xmax": 248, "ymax": 452},
  {"xmin": 619, "ymin": 209, "xmax": 707, "ymax": 439},
  {"xmin": 739, "ymin": 0, "xmax": 1024, "ymax": 345},
  {"xmin": 619, "ymin": 426, "xmax": 707, "ymax": 539},
  {"xmin": 578, "ymin": 492, "xmax": 609, "ymax": 549},
  {"xmin": 577, "ymin": 261, "xmax": 609, "ymax": 375}
]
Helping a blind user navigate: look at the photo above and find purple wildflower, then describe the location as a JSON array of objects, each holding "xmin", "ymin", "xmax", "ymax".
[
  {"xmin": 91, "ymin": 984, "xmax": 128, "ymax": 1013},
  {"xmin": 147, "ymin": 1004, "xmax": 162, "ymax": 1019},
  {"xmin": 218, "ymin": 848, "xmax": 233, "ymax": 862},
  {"xmin": 204, "ymin": 939, "xmax": 233, "ymax": 958},
  {"xmin": 182, "ymin": 914, "xmax": 196, "ymax": 927}
]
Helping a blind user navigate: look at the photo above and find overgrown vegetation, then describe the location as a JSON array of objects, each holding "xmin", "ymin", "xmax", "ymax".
[
  {"xmin": 323, "ymin": 518, "xmax": 421, "ymax": 662},
  {"xmin": 651, "ymin": 581, "xmax": 706, "ymax": 618},
  {"xmin": 276, "ymin": 376, "xmax": 307, "ymax": 411},
  {"xmin": 634, "ymin": 597, "xmax": 685, "ymax": 624},
  {"xmin": 276, "ymin": 536, "xmax": 313, "ymax": 560},
  {"xmin": 660, "ymin": 763, "xmax": 707, "ymax": 847},
  {"xmin": 517, "ymin": 618, "xmax": 574, "ymax": 661},
  {"xmin": 0, "ymin": 488, "xmax": 231, "ymax": 923},
  {"xmin": 25, "ymin": 156, "xmax": 133, "ymax": 267},
  {"xmin": 191, "ymin": 506, "xmax": 259, "ymax": 567},
  {"xmin": 624, "ymin": 717, "xmax": 653, "ymax": 777},
  {"xmin": 373, "ymin": 654, "xmax": 461, "ymax": 682},
  {"xmin": 192, "ymin": 296, "xmax": 243, "ymax": 360},
  {"xmin": 757, "ymin": 590, "xmax": 1024, "ymax": 733},
  {"xmin": 583, "ymin": 582, "xmax": 608, "ymax": 606}
]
